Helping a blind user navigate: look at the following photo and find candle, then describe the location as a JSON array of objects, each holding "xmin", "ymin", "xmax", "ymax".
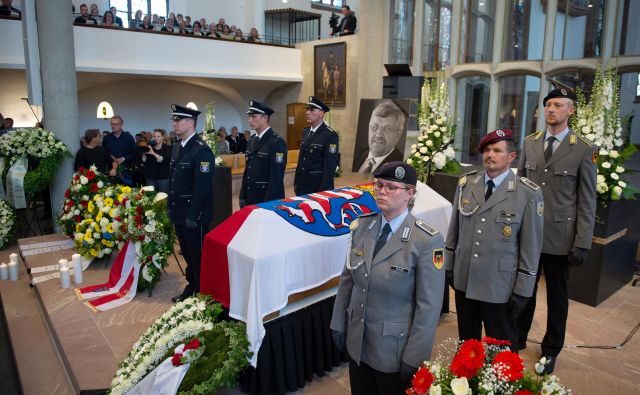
[
  {"xmin": 9, "ymin": 253, "xmax": 18, "ymax": 264},
  {"xmin": 60, "ymin": 267, "xmax": 71, "ymax": 289},
  {"xmin": 58, "ymin": 259, "xmax": 68, "ymax": 269},
  {"xmin": 8, "ymin": 261, "xmax": 18, "ymax": 281},
  {"xmin": 0, "ymin": 263, "xmax": 8, "ymax": 280},
  {"xmin": 72, "ymin": 254, "xmax": 83, "ymax": 284}
]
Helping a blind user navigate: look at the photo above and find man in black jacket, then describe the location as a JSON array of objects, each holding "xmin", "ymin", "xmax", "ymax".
[
  {"xmin": 74, "ymin": 3, "xmax": 97, "ymax": 24},
  {"xmin": 239, "ymin": 100, "xmax": 287, "ymax": 207},
  {"xmin": 168, "ymin": 104, "xmax": 215, "ymax": 302},
  {"xmin": 0, "ymin": 0, "xmax": 20, "ymax": 17},
  {"xmin": 294, "ymin": 96, "xmax": 339, "ymax": 196},
  {"xmin": 226, "ymin": 126, "xmax": 247, "ymax": 154},
  {"xmin": 331, "ymin": 5, "xmax": 357, "ymax": 36}
]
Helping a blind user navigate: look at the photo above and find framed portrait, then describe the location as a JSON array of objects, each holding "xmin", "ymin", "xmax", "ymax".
[
  {"xmin": 352, "ymin": 99, "xmax": 411, "ymax": 174},
  {"xmin": 314, "ymin": 42, "xmax": 346, "ymax": 107}
]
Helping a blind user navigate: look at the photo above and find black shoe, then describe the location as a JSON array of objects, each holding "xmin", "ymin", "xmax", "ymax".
[
  {"xmin": 535, "ymin": 355, "xmax": 556, "ymax": 376},
  {"xmin": 171, "ymin": 286, "xmax": 194, "ymax": 303}
]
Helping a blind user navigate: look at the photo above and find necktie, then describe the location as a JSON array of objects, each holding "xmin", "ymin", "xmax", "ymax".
[
  {"xmin": 362, "ymin": 158, "xmax": 376, "ymax": 173},
  {"xmin": 485, "ymin": 179, "xmax": 494, "ymax": 201},
  {"xmin": 373, "ymin": 223, "xmax": 392, "ymax": 258},
  {"xmin": 544, "ymin": 136, "xmax": 556, "ymax": 162}
]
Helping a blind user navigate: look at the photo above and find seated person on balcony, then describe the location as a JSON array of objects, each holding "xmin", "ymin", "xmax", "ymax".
[
  {"xmin": 155, "ymin": 16, "xmax": 165, "ymax": 30},
  {"xmin": 130, "ymin": 9, "xmax": 143, "ymax": 29},
  {"xmin": 200, "ymin": 18, "xmax": 207, "ymax": 30},
  {"xmin": 178, "ymin": 20, "xmax": 189, "ymax": 34},
  {"xmin": 330, "ymin": 5, "xmax": 357, "ymax": 36},
  {"xmin": 162, "ymin": 18, "xmax": 176, "ymax": 33},
  {"xmin": 220, "ymin": 25, "xmax": 234, "ymax": 40},
  {"xmin": 176, "ymin": 13, "xmax": 184, "ymax": 25},
  {"xmin": 230, "ymin": 25, "xmax": 237, "ymax": 34},
  {"xmin": 140, "ymin": 15, "xmax": 153, "ymax": 30},
  {"xmin": 110, "ymin": 6, "xmax": 123, "ymax": 27},
  {"xmin": 74, "ymin": 129, "xmax": 117, "ymax": 176},
  {"xmin": 185, "ymin": 15, "xmax": 192, "ymax": 28},
  {"xmin": 217, "ymin": 131, "xmax": 231, "ymax": 155},
  {"xmin": 227, "ymin": 126, "xmax": 247, "ymax": 154},
  {"xmin": 192, "ymin": 21, "xmax": 205, "ymax": 36},
  {"xmin": 0, "ymin": 0, "xmax": 20, "ymax": 17},
  {"xmin": 234, "ymin": 29, "xmax": 245, "ymax": 41},
  {"xmin": 207, "ymin": 22, "xmax": 218, "ymax": 37},
  {"xmin": 74, "ymin": 4, "xmax": 97, "ymax": 25},
  {"xmin": 168, "ymin": 12, "xmax": 176, "ymax": 23},
  {"xmin": 90, "ymin": 3, "xmax": 101, "ymax": 22},
  {"xmin": 215, "ymin": 18, "xmax": 225, "ymax": 32},
  {"xmin": 101, "ymin": 11, "xmax": 116, "ymax": 27},
  {"xmin": 151, "ymin": 14, "xmax": 158, "ymax": 25},
  {"xmin": 247, "ymin": 27, "xmax": 262, "ymax": 43}
]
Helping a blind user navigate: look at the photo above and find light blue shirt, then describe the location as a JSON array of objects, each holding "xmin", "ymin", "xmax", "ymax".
[
  {"xmin": 484, "ymin": 168, "xmax": 511, "ymax": 194},
  {"xmin": 544, "ymin": 127, "xmax": 569, "ymax": 153},
  {"xmin": 379, "ymin": 209, "xmax": 409, "ymax": 242}
]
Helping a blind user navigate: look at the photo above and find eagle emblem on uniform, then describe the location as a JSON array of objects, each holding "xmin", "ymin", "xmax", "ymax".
[
  {"xmin": 329, "ymin": 144, "xmax": 337, "ymax": 154},
  {"xmin": 432, "ymin": 249, "xmax": 444, "ymax": 269}
]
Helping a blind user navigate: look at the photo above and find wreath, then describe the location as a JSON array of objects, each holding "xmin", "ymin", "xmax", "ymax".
[
  {"xmin": 0, "ymin": 127, "xmax": 71, "ymax": 196},
  {"xmin": 0, "ymin": 199, "xmax": 17, "ymax": 249}
]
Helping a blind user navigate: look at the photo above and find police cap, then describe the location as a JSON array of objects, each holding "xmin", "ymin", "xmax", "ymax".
[
  {"xmin": 373, "ymin": 161, "xmax": 417, "ymax": 186},
  {"xmin": 246, "ymin": 100, "xmax": 274, "ymax": 116},
  {"xmin": 306, "ymin": 96, "xmax": 330, "ymax": 112},
  {"xmin": 171, "ymin": 104, "xmax": 201, "ymax": 121}
]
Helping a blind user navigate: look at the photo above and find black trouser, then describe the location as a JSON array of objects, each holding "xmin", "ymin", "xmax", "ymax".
[
  {"xmin": 517, "ymin": 253, "xmax": 569, "ymax": 357},
  {"xmin": 348, "ymin": 356, "xmax": 406, "ymax": 395},
  {"xmin": 174, "ymin": 224, "xmax": 208, "ymax": 294},
  {"xmin": 454, "ymin": 289, "xmax": 518, "ymax": 352}
]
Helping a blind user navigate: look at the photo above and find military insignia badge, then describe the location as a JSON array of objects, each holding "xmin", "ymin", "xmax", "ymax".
[
  {"xmin": 349, "ymin": 218, "xmax": 359, "ymax": 231},
  {"xmin": 462, "ymin": 198, "xmax": 470, "ymax": 205},
  {"xmin": 569, "ymin": 134, "xmax": 577, "ymax": 145},
  {"xmin": 200, "ymin": 162, "xmax": 210, "ymax": 172},
  {"xmin": 352, "ymin": 248, "xmax": 364, "ymax": 257},
  {"xmin": 496, "ymin": 129, "xmax": 505, "ymax": 137},
  {"xmin": 275, "ymin": 152, "xmax": 284, "ymax": 163},
  {"xmin": 592, "ymin": 151, "xmax": 598, "ymax": 164},
  {"xmin": 432, "ymin": 249, "xmax": 444, "ymax": 270},
  {"xmin": 329, "ymin": 144, "xmax": 337, "ymax": 154},
  {"xmin": 458, "ymin": 175, "xmax": 467, "ymax": 187},
  {"xmin": 502, "ymin": 225, "xmax": 512, "ymax": 237},
  {"xmin": 395, "ymin": 166, "xmax": 405, "ymax": 180},
  {"xmin": 537, "ymin": 201, "xmax": 544, "ymax": 217},
  {"xmin": 561, "ymin": 88, "xmax": 568, "ymax": 95}
]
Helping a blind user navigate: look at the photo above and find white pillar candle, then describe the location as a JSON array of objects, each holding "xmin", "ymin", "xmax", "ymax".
[
  {"xmin": 72, "ymin": 254, "xmax": 83, "ymax": 284},
  {"xmin": 58, "ymin": 258, "xmax": 68, "ymax": 269},
  {"xmin": 60, "ymin": 267, "xmax": 71, "ymax": 289},
  {"xmin": 9, "ymin": 253, "xmax": 18, "ymax": 264},
  {"xmin": 0, "ymin": 263, "xmax": 8, "ymax": 280},
  {"xmin": 8, "ymin": 261, "xmax": 18, "ymax": 281}
]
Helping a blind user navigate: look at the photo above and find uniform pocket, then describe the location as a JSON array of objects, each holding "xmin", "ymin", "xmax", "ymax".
[{"xmin": 382, "ymin": 321, "xmax": 409, "ymax": 362}]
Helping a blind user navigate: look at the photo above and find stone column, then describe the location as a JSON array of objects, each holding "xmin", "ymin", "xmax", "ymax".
[{"xmin": 35, "ymin": 0, "xmax": 80, "ymax": 227}]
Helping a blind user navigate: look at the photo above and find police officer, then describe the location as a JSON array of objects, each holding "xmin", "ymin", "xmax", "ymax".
[
  {"xmin": 168, "ymin": 104, "xmax": 215, "ymax": 303},
  {"xmin": 517, "ymin": 88, "xmax": 597, "ymax": 374},
  {"xmin": 445, "ymin": 129, "xmax": 544, "ymax": 351},
  {"xmin": 239, "ymin": 100, "xmax": 287, "ymax": 207},
  {"xmin": 331, "ymin": 162, "xmax": 445, "ymax": 395},
  {"xmin": 294, "ymin": 96, "xmax": 340, "ymax": 196}
]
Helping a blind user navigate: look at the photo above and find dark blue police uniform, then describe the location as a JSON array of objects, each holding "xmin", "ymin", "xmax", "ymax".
[
  {"xmin": 168, "ymin": 105, "xmax": 215, "ymax": 302},
  {"xmin": 294, "ymin": 96, "xmax": 339, "ymax": 196}
]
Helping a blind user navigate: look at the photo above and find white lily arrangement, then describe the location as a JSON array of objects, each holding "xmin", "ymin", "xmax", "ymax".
[
  {"xmin": 570, "ymin": 66, "xmax": 638, "ymax": 201},
  {"xmin": 0, "ymin": 199, "xmax": 16, "ymax": 249}
]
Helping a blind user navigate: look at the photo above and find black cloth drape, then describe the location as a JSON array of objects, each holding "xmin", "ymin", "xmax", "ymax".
[{"xmin": 240, "ymin": 296, "xmax": 347, "ymax": 394}]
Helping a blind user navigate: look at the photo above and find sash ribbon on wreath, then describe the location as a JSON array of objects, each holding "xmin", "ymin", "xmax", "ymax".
[{"xmin": 76, "ymin": 241, "xmax": 141, "ymax": 312}]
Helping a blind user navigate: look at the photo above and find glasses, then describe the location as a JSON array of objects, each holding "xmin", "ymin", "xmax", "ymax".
[{"xmin": 373, "ymin": 181, "xmax": 411, "ymax": 194}]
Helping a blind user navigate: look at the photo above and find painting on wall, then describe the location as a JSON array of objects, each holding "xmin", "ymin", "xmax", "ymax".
[{"xmin": 314, "ymin": 42, "xmax": 346, "ymax": 107}]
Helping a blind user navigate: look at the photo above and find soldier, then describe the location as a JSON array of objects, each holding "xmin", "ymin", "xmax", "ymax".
[
  {"xmin": 330, "ymin": 162, "xmax": 445, "ymax": 395},
  {"xmin": 445, "ymin": 129, "xmax": 544, "ymax": 351},
  {"xmin": 239, "ymin": 100, "xmax": 287, "ymax": 207},
  {"xmin": 168, "ymin": 104, "xmax": 215, "ymax": 303},
  {"xmin": 517, "ymin": 88, "xmax": 597, "ymax": 374},
  {"xmin": 294, "ymin": 96, "xmax": 340, "ymax": 196}
]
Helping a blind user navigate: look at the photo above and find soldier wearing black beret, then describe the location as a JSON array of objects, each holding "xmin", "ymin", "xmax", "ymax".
[
  {"xmin": 168, "ymin": 104, "xmax": 216, "ymax": 303},
  {"xmin": 294, "ymin": 96, "xmax": 340, "ymax": 196},
  {"xmin": 240, "ymin": 100, "xmax": 288, "ymax": 207}
]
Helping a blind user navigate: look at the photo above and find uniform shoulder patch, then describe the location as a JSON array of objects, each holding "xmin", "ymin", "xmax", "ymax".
[
  {"xmin": 465, "ymin": 170, "xmax": 478, "ymax": 176},
  {"xmin": 527, "ymin": 131, "xmax": 543, "ymax": 140},
  {"xmin": 196, "ymin": 140, "xmax": 204, "ymax": 146},
  {"xmin": 432, "ymin": 249, "xmax": 444, "ymax": 270},
  {"xmin": 358, "ymin": 212, "xmax": 377, "ymax": 218},
  {"xmin": 520, "ymin": 177, "xmax": 540, "ymax": 191},
  {"xmin": 577, "ymin": 134, "xmax": 593, "ymax": 147},
  {"xmin": 415, "ymin": 219, "xmax": 439, "ymax": 236}
]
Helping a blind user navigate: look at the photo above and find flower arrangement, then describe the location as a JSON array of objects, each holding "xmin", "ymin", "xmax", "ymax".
[
  {"xmin": 58, "ymin": 167, "xmax": 174, "ymax": 290},
  {"xmin": 407, "ymin": 72, "xmax": 460, "ymax": 183},
  {"xmin": 406, "ymin": 337, "xmax": 570, "ymax": 395},
  {"xmin": 0, "ymin": 199, "xmax": 17, "ymax": 249},
  {"xmin": 0, "ymin": 127, "xmax": 71, "ymax": 195},
  {"xmin": 570, "ymin": 66, "xmax": 638, "ymax": 201},
  {"xmin": 109, "ymin": 295, "xmax": 251, "ymax": 395}
]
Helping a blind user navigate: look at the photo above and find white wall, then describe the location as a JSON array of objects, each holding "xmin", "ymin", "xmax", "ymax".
[
  {"xmin": 78, "ymin": 79, "xmax": 246, "ymax": 137},
  {"xmin": 0, "ymin": 69, "xmax": 42, "ymax": 128}
]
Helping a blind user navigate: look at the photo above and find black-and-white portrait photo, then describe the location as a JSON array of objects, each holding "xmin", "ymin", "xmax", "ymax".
[{"xmin": 352, "ymin": 99, "xmax": 410, "ymax": 173}]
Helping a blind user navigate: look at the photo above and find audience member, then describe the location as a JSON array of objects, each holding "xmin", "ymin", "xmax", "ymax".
[
  {"xmin": 215, "ymin": 18, "xmax": 225, "ymax": 31},
  {"xmin": 234, "ymin": 29, "xmax": 244, "ymax": 41},
  {"xmin": 74, "ymin": 4, "xmax": 98, "ymax": 25},
  {"xmin": 216, "ymin": 131, "xmax": 231, "ymax": 154},
  {"xmin": 227, "ymin": 126, "xmax": 246, "ymax": 154},
  {"xmin": 331, "ymin": 5, "xmax": 357, "ymax": 36},
  {"xmin": 243, "ymin": 130, "xmax": 251, "ymax": 142},
  {"xmin": 90, "ymin": 3, "xmax": 101, "ymax": 21},
  {"xmin": 200, "ymin": 18, "xmax": 207, "ymax": 30},
  {"xmin": 230, "ymin": 25, "xmax": 237, "ymax": 34},
  {"xmin": 101, "ymin": 10, "xmax": 116, "ymax": 26},
  {"xmin": 247, "ymin": 27, "xmax": 261, "ymax": 43},
  {"xmin": 74, "ymin": 129, "xmax": 117, "ymax": 175},
  {"xmin": 130, "ymin": 9, "xmax": 143, "ymax": 29},
  {"xmin": 176, "ymin": 13, "xmax": 184, "ymax": 25},
  {"xmin": 140, "ymin": 15, "xmax": 153, "ymax": 30},
  {"xmin": 220, "ymin": 25, "xmax": 233, "ymax": 40},
  {"xmin": 178, "ymin": 20, "xmax": 189, "ymax": 34},
  {"xmin": 169, "ymin": 130, "xmax": 178, "ymax": 144},
  {"xmin": 162, "ymin": 18, "xmax": 176, "ymax": 33},
  {"xmin": 208, "ymin": 23, "xmax": 218, "ymax": 37},
  {"xmin": 0, "ymin": 0, "xmax": 21, "ymax": 18},
  {"xmin": 142, "ymin": 129, "xmax": 171, "ymax": 193},
  {"xmin": 110, "ymin": 6, "xmax": 123, "ymax": 27},
  {"xmin": 102, "ymin": 115, "xmax": 137, "ymax": 185},
  {"xmin": 185, "ymin": 15, "xmax": 192, "ymax": 28},
  {"xmin": 2, "ymin": 117, "xmax": 14, "ymax": 129},
  {"xmin": 151, "ymin": 14, "xmax": 158, "ymax": 25},
  {"xmin": 192, "ymin": 21, "xmax": 205, "ymax": 36}
]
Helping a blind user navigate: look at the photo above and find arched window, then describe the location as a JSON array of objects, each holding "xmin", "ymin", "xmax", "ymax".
[
  {"xmin": 455, "ymin": 75, "xmax": 491, "ymax": 163},
  {"xmin": 497, "ymin": 74, "xmax": 541, "ymax": 146}
]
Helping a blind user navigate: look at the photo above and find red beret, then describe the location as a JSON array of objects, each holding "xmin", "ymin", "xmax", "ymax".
[{"xmin": 478, "ymin": 129, "xmax": 514, "ymax": 152}]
